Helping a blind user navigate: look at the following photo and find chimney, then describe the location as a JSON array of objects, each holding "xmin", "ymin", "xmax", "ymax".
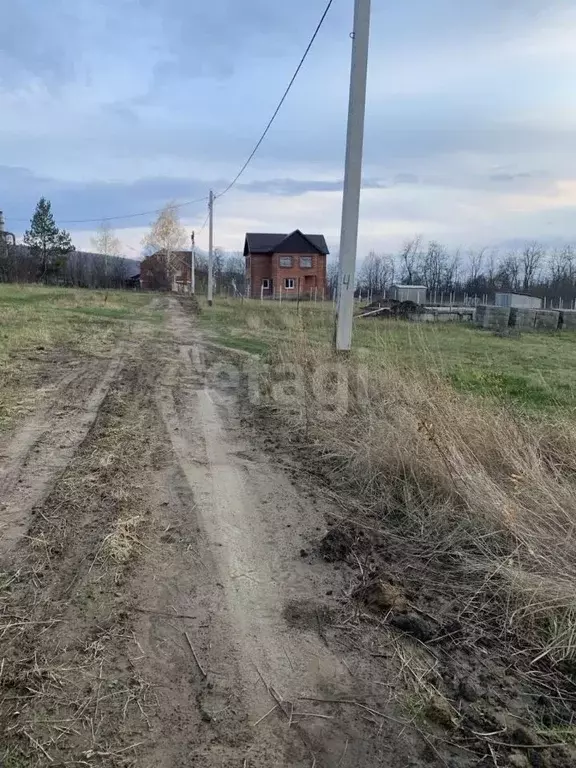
[{"xmin": 0, "ymin": 210, "xmax": 5, "ymax": 232}]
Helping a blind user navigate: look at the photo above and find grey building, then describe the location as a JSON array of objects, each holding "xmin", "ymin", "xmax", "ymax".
[
  {"xmin": 390, "ymin": 284, "xmax": 427, "ymax": 304},
  {"xmin": 495, "ymin": 292, "xmax": 542, "ymax": 309}
]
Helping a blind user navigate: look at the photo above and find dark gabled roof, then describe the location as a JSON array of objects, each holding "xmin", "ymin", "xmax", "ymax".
[{"xmin": 244, "ymin": 230, "xmax": 329, "ymax": 256}]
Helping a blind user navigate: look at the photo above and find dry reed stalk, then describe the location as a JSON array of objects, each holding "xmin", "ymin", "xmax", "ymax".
[{"xmin": 262, "ymin": 336, "xmax": 576, "ymax": 664}]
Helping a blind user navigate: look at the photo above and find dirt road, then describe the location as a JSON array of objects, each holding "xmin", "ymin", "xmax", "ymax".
[{"xmin": 0, "ymin": 298, "xmax": 432, "ymax": 767}]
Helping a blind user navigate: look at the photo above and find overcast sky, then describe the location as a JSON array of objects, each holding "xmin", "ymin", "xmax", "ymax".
[{"xmin": 1, "ymin": 0, "xmax": 575, "ymax": 259}]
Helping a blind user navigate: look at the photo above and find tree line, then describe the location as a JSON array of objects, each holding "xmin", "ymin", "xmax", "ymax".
[
  {"xmin": 1, "ymin": 198, "xmax": 244, "ymax": 292},
  {"xmin": 0, "ymin": 198, "xmax": 136, "ymax": 288},
  {"xmin": 326, "ymin": 237, "xmax": 576, "ymax": 303},
  {"xmin": 7, "ymin": 198, "xmax": 574, "ymax": 302}
]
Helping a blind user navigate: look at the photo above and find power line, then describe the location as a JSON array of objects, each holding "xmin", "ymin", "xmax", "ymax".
[
  {"xmin": 10, "ymin": 195, "xmax": 209, "ymax": 225},
  {"xmin": 215, "ymin": 0, "xmax": 334, "ymax": 200},
  {"xmin": 197, "ymin": 207, "xmax": 211, "ymax": 237},
  {"xmin": 8, "ymin": 0, "xmax": 334, "ymax": 226}
]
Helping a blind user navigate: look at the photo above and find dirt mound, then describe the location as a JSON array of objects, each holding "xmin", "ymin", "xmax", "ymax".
[
  {"xmin": 358, "ymin": 299, "xmax": 424, "ymax": 318},
  {"xmin": 313, "ymin": 521, "xmax": 576, "ymax": 767}
]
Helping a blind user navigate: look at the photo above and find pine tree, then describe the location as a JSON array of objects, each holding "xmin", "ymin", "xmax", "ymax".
[{"xmin": 24, "ymin": 197, "xmax": 75, "ymax": 281}]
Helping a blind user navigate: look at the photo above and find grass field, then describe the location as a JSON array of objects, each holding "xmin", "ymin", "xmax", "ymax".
[
  {"xmin": 0, "ymin": 284, "xmax": 158, "ymax": 430},
  {"xmin": 2, "ymin": 288, "xmax": 576, "ymax": 760},
  {"xmin": 199, "ymin": 297, "xmax": 576, "ymax": 674},
  {"xmin": 198, "ymin": 298, "xmax": 576, "ymax": 412}
]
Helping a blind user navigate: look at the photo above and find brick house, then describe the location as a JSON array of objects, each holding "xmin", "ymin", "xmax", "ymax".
[
  {"xmin": 244, "ymin": 230, "xmax": 329, "ymax": 299},
  {"xmin": 140, "ymin": 251, "xmax": 197, "ymax": 292}
]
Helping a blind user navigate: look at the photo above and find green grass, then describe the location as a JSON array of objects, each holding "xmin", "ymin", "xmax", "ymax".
[
  {"xmin": 198, "ymin": 298, "xmax": 576, "ymax": 413},
  {"xmin": 63, "ymin": 305, "xmax": 151, "ymax": 320},
  {"xmin": 0, "ymin": 284, "xmax": 159, "ymax": 430}
]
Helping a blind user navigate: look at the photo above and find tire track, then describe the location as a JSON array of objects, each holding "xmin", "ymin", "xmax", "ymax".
[
  {"xmin": 0, "ymin": 347, "xmax": 125, "ymax": 557},
  {"xmin": 154, "ymin": 299, "xmax": 389, "ymax": 766}
]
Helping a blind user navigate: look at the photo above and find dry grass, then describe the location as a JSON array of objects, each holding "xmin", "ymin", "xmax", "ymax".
[
  {"xmin": 263, "ymin": 333, "xmax": 576, "ymax": 666},
  {"xmin": 0, "ymin": 355, "xmax": 160, "ymax": 766},
  {"xmin": 103, "ymin": 515, "xmax": 146, "ymax": 565},
  {"xmin": 0, "ymin": 284, "xmax": 157, "ymax": 431}
]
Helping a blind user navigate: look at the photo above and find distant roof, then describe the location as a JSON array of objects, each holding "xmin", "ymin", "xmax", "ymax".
[
  {"xmin": 392, "ymin": 283, "xmax": 427, "ymax": 289},
  {"xmin": 244, "ymin": 230, "xmax": 329, "ymax": 255},
  {"xmin": 148, "ymin": 250, "xmax": 191, "ymax": 258}
]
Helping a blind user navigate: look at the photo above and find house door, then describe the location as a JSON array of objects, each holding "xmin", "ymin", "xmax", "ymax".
[{"xmin": 304, "ymin": 275, "xmax": 315, "ymax": 296}]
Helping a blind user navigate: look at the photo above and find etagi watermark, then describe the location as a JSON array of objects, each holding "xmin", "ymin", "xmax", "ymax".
[{"xmin": 200, "ymin": 357, "xmax": 371, "ymax": 421}]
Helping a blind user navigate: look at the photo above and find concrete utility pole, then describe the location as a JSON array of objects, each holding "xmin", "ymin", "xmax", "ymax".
[
  {"xmin": 190, "ymin": 231, "xmax": 196, "ymax": 295},
  {"xmin": 335, "ymin": 0, "xmax": 371, "ymax": 351},
  {"xmin": 207, "ymin": 191, "xmax": 214, "ymax": 306}
]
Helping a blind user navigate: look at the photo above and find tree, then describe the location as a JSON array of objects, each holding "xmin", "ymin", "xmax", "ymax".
[
  {"xmin": 23, "ymin": 197, "xmax": 74, "ymax": 281},
  {"xmin": 213, "ymin": 247, "xmax": 225, "ymax": 291},
  {"xmin": 221, "ymin": 251, "xmax": 245, "ymax": 295},
  {"xmin": 91, "ymin": 221, "xmax": 121, "ymax": 259},
  {"xmin": 358, "ymin": 251, "xmax": 394, "ymax": 297},
  {"xmin": 399, "ymin": 236, "xmax": 422, "ymax": 284},
  {"xmin": 326, "ymin": 260, "xmax": 339, "ymax": 299},
  {"xmin": 420, "ymin": 240, "xmax": 448, "ymax": 292},
  {"xmin": 497, "ymin": 253, "xmax": 522, "ymax": 292},
  {"xmin": 550, "ymin": 245, "xmax": 575, "ymax": 286},
  {"xmin": 521, "ymin": 241, "xmax": 545, "ymax": 290},
  {"xmin": 91, "ymin": 222, "xmax": 122, "ymax": 287},
  {"xmin": 468, "ymin": 247, "xmax": 486, "ymax": 284},
  {"xmin": 444, "ymin": 250, "xmax": 461, "ymax": 293},
  {"xmin": 142, "ymin": 202, "xmax": 186, "ymax": 280}
]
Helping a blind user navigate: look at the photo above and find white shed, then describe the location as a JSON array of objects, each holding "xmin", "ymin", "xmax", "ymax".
[
  {"xmin": 391, "ymin": 284, "xmax": 427, "ymax": 304},
  {"xmin": 495, "ymin": 293, "xmax": 542, "ymax": 309}
]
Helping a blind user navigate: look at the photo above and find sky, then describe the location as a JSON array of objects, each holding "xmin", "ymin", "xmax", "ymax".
[{"xmin": 1, "ymin": 0, "xmax": 576, "ymax": 260}]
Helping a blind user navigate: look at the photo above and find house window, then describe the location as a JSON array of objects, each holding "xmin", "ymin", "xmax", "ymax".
[
  {"xmin": 279, "ymin": 256, "xmax": 292, "ymax": 268},
  {"xmin": 285, "ymin": 278, "xmax": 295, "ymax": 290},
  {"xmin": 262, "ymin": 279, "xmax": 270, "ymax": 289},
  {"xmin": 300, "ymin": 256, "xmax": 312, "ymax": 268}
]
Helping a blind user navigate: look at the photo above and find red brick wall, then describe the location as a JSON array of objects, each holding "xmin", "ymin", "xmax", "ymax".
[
  {"xmin": 248, "ymin": 252, "xmax": 326, "ymax": 298},
  {"xmin": 140, "ymin": 253, "xmax": 171, "ymax": 291},
  {"xmin": 141, "ymin": 252, "xmax": 197, "ymax": 291},
  {"xmin": 271, "ymin": 252, "xmax": 326, "ymax": 298},
  {"xmin": 247, "ymin": 254, "xmax": 274, "ymax": 297}
]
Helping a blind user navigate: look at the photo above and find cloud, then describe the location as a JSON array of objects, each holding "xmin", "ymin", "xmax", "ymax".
[
  {"xmin": 0, "ymin": 0, "xmax": 79, "ymax": 86},
  {"xmin": 393, "ymin": 173, "xmax": 419, "ymax": 185},
  {"xmin": 236, "ymin": 177, "xmax": 390, "ymax": 196},
  {"xmin": 0, "ymin": 167, "xmax": 209, "ymax": 231},
  {"xmin": 1, "ymin": 0, "xmax": 576, "ymax": 256},
  {"xmin": 490, "ymin": 172, "xmax": 535, "ymax": 183}
]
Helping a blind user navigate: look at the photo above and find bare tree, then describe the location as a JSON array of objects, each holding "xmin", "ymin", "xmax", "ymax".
[
  {"xmin": 468, "ymin": 247, "xmax": 487, "ymax": 284},
  {"xmin": 142, "ymin": 202, "xmax": 186, "ymax": 281},
  {"xmin": 91, "ymin": 222, "xmax": 122, "ymax": 287},
  {"xmin": 221, "ymin": 251, "xmax": 245, "ymax": 295},
  {"xmin": 91, "ymin": 221, "xmax": 121, "ymax": 258},
  {"xmin": 498, "ymin": 253, "xmax": 522, "ymax": 292},
  {"xmin": 549, "ymin": 245, "xmax": 575, "ymax": 285},
  {"xmin": 399, "ymin": 235, "xmax": 422, "ymax": 284},
  {"xmin": 420, "ymin": 241, "xmax": 449, "ymax": 291},
  {"xmin": 213, "ymin": 246, "xmax": 225, "ymax": 290},
  {"xmin": 326, "ymin": 260, "xmax": 339, "ymax": 299},
  {"xmin": 444, "ymin": 250, "xmax": 461, "ymax": 292},
  {"xmin": 358, "ymin": 251, "xmax": 395, "ymax": 297},
  {"xmin": 521, "ymin": 241, "xmax": 545, "ymax": 290},
  {"xmin": 486, "ymin": 249, "xmax": 499, "ymax": 290}
]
